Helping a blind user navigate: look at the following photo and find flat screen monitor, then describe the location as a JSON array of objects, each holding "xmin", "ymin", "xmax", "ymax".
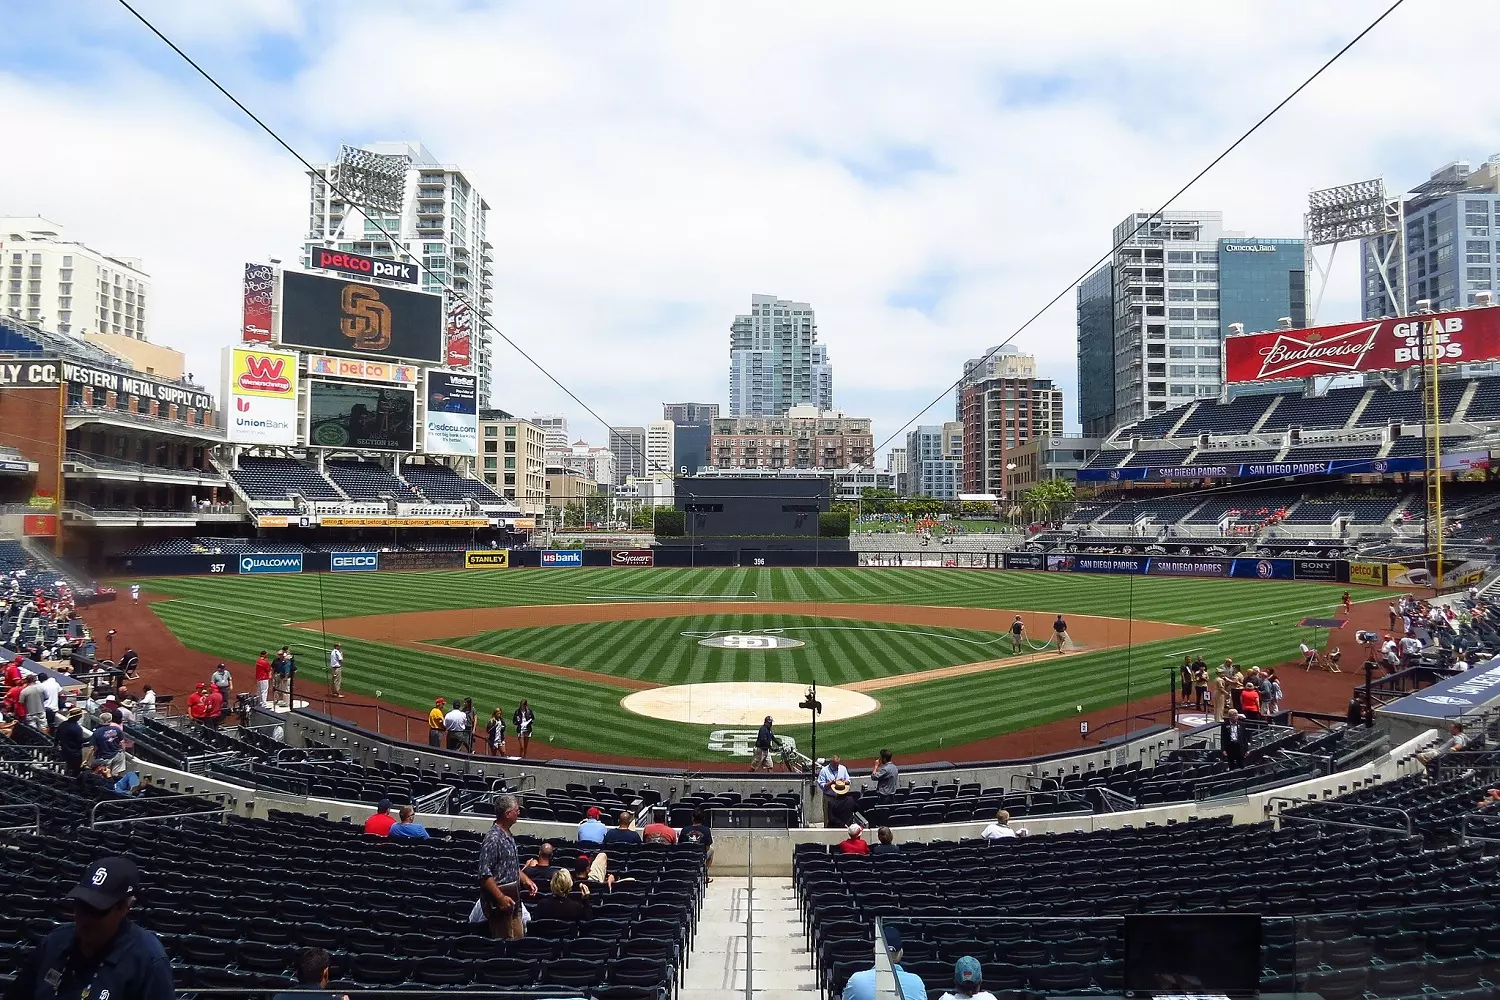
[{"xmin": 1123, "ymin": 913, "xmax": 1261, "ymax": 997}]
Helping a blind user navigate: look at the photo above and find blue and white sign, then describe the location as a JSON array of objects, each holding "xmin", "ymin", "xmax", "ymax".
[
  {"xmin": 239, "ymin": 553, "xmax": 304, "ymax": 575},
  {"xmin": 330, "ymin": 552, "xmax": 379, "ymax": 573},
  {"xmin": 540, "ymin": 549, "xmax": 583, "ymax": 567},
  {"xmin": 1381, "ymin": 655, "xmax": 1500, "ymax": 721}
]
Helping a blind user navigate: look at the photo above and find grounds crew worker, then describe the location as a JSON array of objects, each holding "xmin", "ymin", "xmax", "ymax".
[{"xmin": 7, "ymin": 855, "xmax": 174, "ymax": 1000}]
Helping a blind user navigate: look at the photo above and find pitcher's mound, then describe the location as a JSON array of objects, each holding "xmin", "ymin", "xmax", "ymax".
[{"xmin": 621, "ymin": 681, "xmax": 879, "ymax": 726}]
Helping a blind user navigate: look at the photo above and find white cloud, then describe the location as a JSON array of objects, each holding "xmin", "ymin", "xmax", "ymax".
[{"xmin": 3, "ymin": 0, "xmax": 1498, "ymax": 461}]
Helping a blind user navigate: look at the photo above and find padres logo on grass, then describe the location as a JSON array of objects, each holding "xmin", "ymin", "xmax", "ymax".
[
  {"xmin": 465, "ymin": 549, "xmax": 509, "ymax": 569},
  {"xmin": 697, "ymin": 635, "xmax": 806, "ymax": 650}
]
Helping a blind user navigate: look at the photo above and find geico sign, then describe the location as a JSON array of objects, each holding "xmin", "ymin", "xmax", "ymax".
[{"xmin": 330, "ymin": 553, "xmax": 379, "ymax": 571}]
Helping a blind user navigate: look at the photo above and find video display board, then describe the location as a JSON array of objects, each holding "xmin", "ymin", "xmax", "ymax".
[
  {"xmin": 280, "ymin": 270, "xmax": 444, "ymax": 364},
  {"xmin": 423, "ymin": 370, "xmax": 478, "ymax": 456},
  {"xmin": 306, "ymin": 379, "xmax": 416, "ymax": 451}
]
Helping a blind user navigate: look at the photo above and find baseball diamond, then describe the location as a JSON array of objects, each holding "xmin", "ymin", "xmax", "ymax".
[{"xmin": 120, "ymin": 565, "xmax": 1369, "ymax": 763}]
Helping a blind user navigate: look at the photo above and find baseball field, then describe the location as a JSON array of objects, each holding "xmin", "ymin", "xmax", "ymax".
[{"xmin": 122, "ymin": 566, "xmax": 1368, "ymax": 763}]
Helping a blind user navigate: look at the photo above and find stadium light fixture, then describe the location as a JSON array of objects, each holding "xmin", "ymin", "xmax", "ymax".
[
  {"xmin": 1304, "ymin": 177, "xmax": 1405, "ymax": 325},
  {"xmin": 332, "ymin": 144, "xmax": 410, "ymax": 216}
]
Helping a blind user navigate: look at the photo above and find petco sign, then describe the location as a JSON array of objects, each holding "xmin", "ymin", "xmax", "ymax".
[
  {"xmin": 611, "ymin": 549, "xmax": 654, "ymax": 567},
  {"xmin": 1225, "ymin": 305, "xmax": 1500, "ymax": 383},
  {"xmin": 239, "ymin": 554, "xmax": 303, "ymax": 575},
  {"xmin": 330, "ymin": 552, "xmax": 379, "ymax": 572},
  {"xmin": 540, "ymin": 549, "xmax": 583, "ymax": 567},
  {"xmin": 311, "ymin": 247, "xmax": 418, "ymax": 285}
]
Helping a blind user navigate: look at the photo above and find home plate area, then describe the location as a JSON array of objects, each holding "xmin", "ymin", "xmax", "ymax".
[{"xmin": 620, "ymin": 681, "xmax": 879, "ymax": 726}]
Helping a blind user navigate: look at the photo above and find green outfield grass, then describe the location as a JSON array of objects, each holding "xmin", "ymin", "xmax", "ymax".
[
  {"xmin": 131, "ymin": 567, "xmax": 1362, "ymax": 761},
  {"xmin": 435, "ymin": 614, "xmax": 1021, "ymax": 686}
]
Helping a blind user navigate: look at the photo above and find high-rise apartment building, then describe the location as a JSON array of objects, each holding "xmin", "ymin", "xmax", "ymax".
[
  {"xmin": 711, "ymin": 405, "xmax": 871, "ymax": 470},
  {"xmin": 477, "ymin": 409, "xmax": 547, "ymax": 514},
  {"xmin": 662, "ymin": 402, "xmax": 719, "ymax": 423},
  {"xmin": 673, "ymin": 422, "xmax": 711, "ymax": 476},
  {"xmin": 1364, "ymin": 155, "xmax": 1500, "ymax": 317},
  {"xmin": 955, "ymin": 346, "xmax": 1036, "ymax": 418},
  {"xmin": 608, "ymin": 426, "xmax": 648, "ymax": 486},
  {"xmin": 1077, "ymin": 211, "xmax": 1304, "ymax": 433},
  {"xmin": 728, "ymin": 294, "xmax": 834, "ymax": 416},
  {"xmin": 531, "ymin": 415, "xmax": 571, "ymax": 451},
  {"xmin": 961, "ymin": 375, "xmax": 1064, "ymax": 498},
  {"xmin": 304, "ymin": 141, "xmax": 495, "ymax": 404},
  {"xmin": 552, "ymin": 441, "xmax": 614, "ymax": 488},
  {"xmin": 886, "ymin": 446, "xmax": 908, "ymax": 495},
  {"xmin": 646, "ymin": 420, "xmax": 675, "ymax": 477},
  {"xmin": 905, "ymin": 424, "xmax": 962, "ymax": 499},
  {"xmin": 0, "ymin": 217, "xmax": 150, "ymax": 340}
]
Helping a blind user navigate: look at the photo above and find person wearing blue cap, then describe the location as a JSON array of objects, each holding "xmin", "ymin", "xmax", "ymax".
[
  {"xmin": 938, "ymin": 956, "xmax": 997, "ymax": 1000},
  {"xmin": 842, "ymin": 925, "xmax": 927, "ymax": 1000}
]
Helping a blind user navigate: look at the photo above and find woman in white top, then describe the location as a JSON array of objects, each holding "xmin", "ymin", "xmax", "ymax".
[
  {"xmin": 138, "ymin": 685, "xmax": 157, "ymax": 718},
  {"xmin": 938, "ymin": 956, "xmax": 999, "ymax": 1000}
]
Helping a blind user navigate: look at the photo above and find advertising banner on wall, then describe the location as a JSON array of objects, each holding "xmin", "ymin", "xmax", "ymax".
[
  {"xmin": 1002, "ymin": 552, "xmax": 1046, "ymax": 571},
  {"xmin": 0, "ymin": 361, "xmax": 63, "ymax": 388},
  {"xmin": 306, "ymin": 380, "xmax": 416, "ymax": 451},
  {"xmin": 1379, "ymin": 654, "xmax": 1500, "ymax": 721},
  {"xmin": 279, "ymin": 270, "xmax": 444, "ymax": 364},
  {"xmin": 423, "ymin": 371, "xmax": 478, "ymax": 456},
  {"xmin": 306, "ymin": 354, "xmax": 419, "ymax": 385},
  {"xmin": 330, "ymin": 552, "xmax": 380, "ymax": 572},
  {"xmin": 541, "ymin": 549, "xmax": 584, "ymax": 567},
  {"xmin": 1076, "ymin": 452, "xmax": 1493, "ymax": 482},
  {"xmin": 465, "ymin": 550, "xmax": 510, "ymax": 568},
  {"xmin": 239, "ymin": 553, "xmax": 303, "ymax": 575},
  {"xmin": 1228, "ymin": 558, "xmax": 1293, "ymax": 580},
  {"xmin": 1349, "ymin": 562, "xmax": 1387, "ymax": 587},
  {"xmin": 1291, "ymin": 559, "xmax": 1342, "ymax": 582},
  {"xmin": 445, "ymin": 291, "xmax": 473, "ymax": 369},
  {"xmin": 1224, "ymin": 306, "xmax": 1500, "ymax": 384},
  {"xmin": 309, "ymin": 247, "xmax": 418, "ymax": 285},
  {"xmin": 242, "ymin": 263, "xmax": 274, "ymax": 343},
  {"xmin": 222, "ymin": 346, "xmax": 300, "ymax": 446},
  {"xmin": 21, "ymin": 514, "xmax": 57, "ymax": 537},
  {"xmin": 611, "ymin": 549, "xmax": 655, "ymax": 567}
]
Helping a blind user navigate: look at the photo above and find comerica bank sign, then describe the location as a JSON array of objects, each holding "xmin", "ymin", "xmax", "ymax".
[{"xmin": 1222, "ymin": 243, "xmax": 1279, "ymax": 252}]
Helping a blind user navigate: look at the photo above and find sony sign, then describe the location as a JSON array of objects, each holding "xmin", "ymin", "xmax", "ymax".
[{"xmin": 311, "ymin": 247, "xmax": 419, "ymax": 285}]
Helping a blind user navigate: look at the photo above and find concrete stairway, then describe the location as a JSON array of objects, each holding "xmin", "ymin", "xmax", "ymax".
[{"xmin": 680, "ymin": 875, "xmax": 821, "ymax": 1000}]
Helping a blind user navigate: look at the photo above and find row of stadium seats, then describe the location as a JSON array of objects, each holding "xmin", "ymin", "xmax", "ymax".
[
  {"xmin": 225, "ymin": 456, "xmax": 508, "ymax": 506},
  {"xmin": 1067, "ymin": 490, "xmax": 1413, "ymax": 528}
]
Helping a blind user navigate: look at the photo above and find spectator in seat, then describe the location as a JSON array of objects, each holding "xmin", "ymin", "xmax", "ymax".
[
  {"xmin": 871, "ymin": 748, "xmax": 899, "ymax": 797},
  {"xmin": 9, "ymin": 856, "xmax": 173, "ymax": 1000},
  {"xmin": 843, "ymin": 925, "xmax": 927, "ymax": 1000},
  {"xmin": 938, "ymin": 956, "xmax": 998, "ymax": 1000},
  {"xmin": 602, "ymin": 810, "xmax": 641, "ymax": 846},
  {"xmin": 533, "ymin": 870, "xmax": 592, "ymax": 923},
  {"xmin": 274, "ymin": 946, "xmax": 347, "ymax": 1000},
  {"xmin": 56, "ymin": 705, "xmax": 87, "ymax": 778},
  {"xmin": 1220, "ymin": 709, "xmax": 1249, "ymax": 769},
  {"xmin": 137, "ymin": 685, "xmax": 156, "ymax": 719},
  {"xmin": 980, "ymin": 809, "xmax": 1021, "ymax": 841},
  {"xmin": 871, "ymin": 827, "xmax": 899, "ymax": 856},
  {"xmin": 837, "ymin": 824, "xmax": 870, "ymax": 855},
  {"xmin": 427, "ymin": 697, "xmax": 447, "ymax": 748},
  {"xmin": 363, "ymin": 798, "xmax": 397, "ymax": 837},
  {"xmin": 389, "ymin": 806, "xmax": 430, "ymax": 840},
  {"xmin": 642, "ymin": 813, "xmax": 678, "ymax": 844},
  {"xmin": 572, "ymin": 851, "xmax": 615, "ymax": 892},
  {"xmin": 90, "ymin": 712, "xmax": 124, "ymax": 771},
  {"xmin": 1418, "ymin": 723, "xmax": 1468, "ymax": 768},
  {"xmin": 825, "ymin": 778, "xmax": 858, "ymax": 829},
  {"xmin": 254, "ymin": 650, "xmax": 272, "ymax": 707},
  {"xmin": 523, "ymin": 842, "xmax": 564, "ymax": 887},
  {"xmin": 577, "ymin": 806, "xmax": 608, "ymax": 844},
  {"xmin": 680, "ymin": 807, "xmax": 714, "ymax": 880}
]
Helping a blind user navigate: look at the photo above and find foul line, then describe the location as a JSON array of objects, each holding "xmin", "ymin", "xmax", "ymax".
[{"xmin": 585, "ymin": 593, "xmax": 760, "ymax": 601}]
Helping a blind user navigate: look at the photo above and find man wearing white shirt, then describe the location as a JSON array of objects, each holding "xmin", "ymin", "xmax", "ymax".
[
  {"xmin": 1399, "ymin": 634, "xmax": 1423, "ymax": 666},
  {"xmin": 980, "ymin": 809, "xmax": 1020, "ymax": 840},
  {"xmin": 328, "ymin": 644, "xmax": 344, "ymax": 699},
  {"xmin": 38, "ymin": 673, "xmax": 62, "ymax": 731},
  {"xmin": 443, "ymin": 702, "xmax": 468, "ymax": 751}
]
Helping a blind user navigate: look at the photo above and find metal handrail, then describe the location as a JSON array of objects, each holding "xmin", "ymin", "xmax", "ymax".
[
  {"xmin": 1460, "ymin": 811, "xmax": 1500, "ymax": 845},
  {"xmin": 89, "ymin": 792, "xmax": 230, "ymax": 828},
  {"xmin": 0, "ymin": 803, "xmax": 42, "ymax": 834},
  {"xmin": 1267, "ymin": 795, "xmax": 1413, "ymax": 835}
]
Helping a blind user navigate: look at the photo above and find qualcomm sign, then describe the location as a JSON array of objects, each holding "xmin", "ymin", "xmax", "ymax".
[
  {"xmin": 330, "ymin": 552, "xmax": 379, "ymax": 572},
  {"xmin": 239, "ymin": 554, "xmax": 303, "ymax": 575}
]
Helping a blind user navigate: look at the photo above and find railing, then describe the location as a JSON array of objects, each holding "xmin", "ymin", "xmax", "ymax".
[
  {"xmin": 66, "ymin": 403, "xmax": 223, "ymax": 438},
  {"xmin": 1267, "ymin": 796, "xmax": 1413, "ymax": 835},
  {"xmin": 0, "ymin": 803, "xmax": 41, "ymax": 835},
  {"xmin": 89, "ymin": 791, "xmax": 232, "ymax": 828}
]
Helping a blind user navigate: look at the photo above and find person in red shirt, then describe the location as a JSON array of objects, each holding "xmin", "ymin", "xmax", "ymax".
[
  {"xmin": 3, "ymin": 682, "xmax": 25, "ymax": 721},
  {"xmin": 203, "ymin": 685, "xmax": 224, "ymax": 727},
  {"xmin": 641, "ymin": 818, "xmax": 678, "ymax": 844},
  {"xmin": 837, "ymin": 824, "xmax": 870, "ymax": 855},
  {"xmin": 363, "ymin": 798, "xmax": 397, "ymax": 836},
  {"xmin": 3, "ymin": 657, "xmax": 23, "ymax": 689},
  {"xmin": 186, "ymin": 684, "xmax": 205, "ymax": 723},
  {"xmin": 254, "ymin": 651, "xmax": 272, "ymax": 707}
]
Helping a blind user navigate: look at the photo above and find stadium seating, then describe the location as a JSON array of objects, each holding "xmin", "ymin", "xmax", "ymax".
[
  {"xmin": 326, "ymin": 461, "xmax": 424, "ymax": 502},
  {"xmin": 1078, "ymin": 450, "xmax": 1129, "ymax": 471},
  {"xmin": 1173, "ymin": 395, "xmax": 1274, "ymax": 435},
  {"xmin": 1279, "ymin": 445, "xmax": 1382, "ymax": 463},
  {"xmin": 1118, "ymin": 448, "xmax": 1191, "ymax": 468},
  {"xmin": 1357, "ymin": 382, "xmax": 1466, "ymax": 426},
  {"xmin": 1463, "ymin": 376, "xmax": 1500, "ymax": 420},
  {"xmin": 1270, "ymin": 386, "xmax": 1367, "ymax": 430},
  {"xmin": 229, "ymin": 457, "xmax": 344, "ymax": 502},
  {"xmin": 400, "ymin": 463, "xmax": 509, "ymax": 504},
  {"xmin": 1188, "ymin": 448, "xmax": 1280, "ymax": 466},
  {"xmin": 1123, "ymin": 405, "xmax": 1192, "ymax": 438}
]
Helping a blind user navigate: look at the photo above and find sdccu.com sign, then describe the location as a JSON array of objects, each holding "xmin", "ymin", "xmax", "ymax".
[
  {"xmin": 330, "ymin": 552, "xmax": 379, "ymax": 573},
  {"xmin": 239, "ymin": 554, "xmax": 303, "ymax": 575}
]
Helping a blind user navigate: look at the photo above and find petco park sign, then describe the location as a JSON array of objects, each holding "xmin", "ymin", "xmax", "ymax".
[{"xmin": 1224, "ymin": 305, "xmax": 1500, "ymax": 383}]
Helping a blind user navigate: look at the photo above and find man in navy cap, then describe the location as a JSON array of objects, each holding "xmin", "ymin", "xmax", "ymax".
[
  {"xmin": 842, "ymin": 925, "xmax": 927, "ymax": 1000},
  {"xmin": 7, "ymin": 856, "xmax": 174, "ymax": 1000}
]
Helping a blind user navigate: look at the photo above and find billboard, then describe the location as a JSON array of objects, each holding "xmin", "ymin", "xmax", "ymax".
[
  {"xmin": 1350, "ymin": 562, "xmax": 1386, "ymax": 587},
  {"xmin": 445, "ymin": 291, "xmax": 473, "ymax": 369},
  {"xmin": 541, "ymin": 549, "xmax": 584, "ymax": 567},
  {"xmin": 1224, "ymin": 306, "xmax": 1500, "ymax": 384},
  {"xmin": 309, "ymin": 247, "xmax": 418, "ymax": 285},
  {"xmin": 1380, "ymin": 654, "xmax": 1500, "ymax": 721},
  {"xmin": 1076, "ymin": 451, "xmax": 1492, "ymax": 482},
  {"xmin": 307, "ymin": 380, "xmax": 416, "ymax": 451},
  {"xmin": 222, "ymin": 346, "xmax": 300, "ymax": 446},
  {"xmin": 424, "ymin": 370, "xmax": 478, "ymax": 456},
  {"xmin": 611, "ymin": 549, "xmax": 655, "ymax": 567},
  {"xmin": 1002, "ymin": 552, "xmax": 1046, "ymax": 571},
  {"xmin": 0, "ymin": 361, "xmax": 64, "ymax": 388},
  {"xmin": 280, "ymin": 270, "xmax": 444, "ymax": 364},
  {"xmin": 61, "ymin": 361, "xmax": 213, "ymax": 411},
  {"xmin": 306, "ymin": 354, "xmax": 419, "ymax": 385},
  {"xmin": 22, "ymin": 514, "xmax": 57, "ymax": 537},
  {"xmin": 239, "ymin": 553, "xmax": 303, "ymax": 575},
  {"xmin": 330, "ymin": 552, "xmax": 380, "ymax": 573},
  {"xmin": 242, "ymin": 263, "xmax": 274, "ymax": 343},
  {"xmin": 465, "ymin": 550, "xmax": 510, "ymax": 568}
]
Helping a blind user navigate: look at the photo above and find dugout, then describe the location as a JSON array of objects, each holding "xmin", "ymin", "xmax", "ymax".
[{"xmin": 671, "ymin": 476, "xmax": 829, "ymax": 540}]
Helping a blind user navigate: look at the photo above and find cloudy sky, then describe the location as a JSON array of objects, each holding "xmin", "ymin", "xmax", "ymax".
[{"xmin": 3, "ymin": 0, "xmax": 1497, "ymax": 461}]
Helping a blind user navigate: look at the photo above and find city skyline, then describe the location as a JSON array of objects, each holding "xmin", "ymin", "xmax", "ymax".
[{"xmin": 3, "ymin": 2, "xmax": 1493, "ymax": 466}]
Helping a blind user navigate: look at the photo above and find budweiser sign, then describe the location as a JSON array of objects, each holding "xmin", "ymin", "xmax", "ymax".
[{"xmin": 1224, "ymin": 306, "xmax": 1500, "ymax": 383}]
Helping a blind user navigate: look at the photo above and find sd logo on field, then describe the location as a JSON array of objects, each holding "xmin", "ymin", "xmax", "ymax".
[{"xmin": 697, "ymin": 635, "xmax": 806, "ymax": 650}]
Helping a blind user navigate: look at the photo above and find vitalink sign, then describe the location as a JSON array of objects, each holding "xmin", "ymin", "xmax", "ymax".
[
  {"xmin": 239, "ymin": 554, "xmax": 303, "ymax": 575},
  {"xmin": 330, "ymin": 552, "xmax": 379, "ymax": 572}
]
